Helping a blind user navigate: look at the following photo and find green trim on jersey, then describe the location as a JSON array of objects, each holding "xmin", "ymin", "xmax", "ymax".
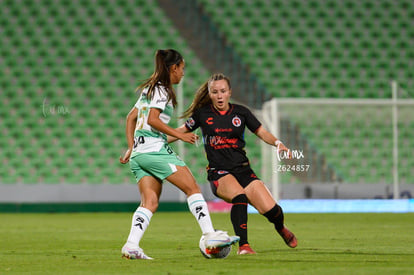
[{"xmin": 134, "ymin": 129, "xmax": 167, "ymax": 139}]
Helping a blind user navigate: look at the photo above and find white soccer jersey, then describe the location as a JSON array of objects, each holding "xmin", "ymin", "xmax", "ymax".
[{"xmin": 131, "ymin": 85, "xmax": 174, "ymax": 155}]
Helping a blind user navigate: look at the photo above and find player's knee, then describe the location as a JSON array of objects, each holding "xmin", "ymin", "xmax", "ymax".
[
  {"xmin": 141, "ymin": 196, "xmax": 160, "ymax": 213},
  {"xmin": 184, "ymin": 185, "xmax": 202, "ymax": 197},
  {"xmin": 231, "ymin": 193, "xmax": 248, "ymax": 204}
]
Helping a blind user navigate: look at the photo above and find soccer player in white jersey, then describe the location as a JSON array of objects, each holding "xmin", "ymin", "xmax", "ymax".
[{"xmin": 119, "ymin": 50, "xmax": 239, "ymax": 260}]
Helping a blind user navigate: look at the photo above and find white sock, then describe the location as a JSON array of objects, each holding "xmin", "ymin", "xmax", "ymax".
[
  {"xmin": 187, "ymin": 193, "xmax": 214, "ymax": 234},
  {"xmin": 126, "ymin": 207, "xmax": 153, "ymax": 247}
]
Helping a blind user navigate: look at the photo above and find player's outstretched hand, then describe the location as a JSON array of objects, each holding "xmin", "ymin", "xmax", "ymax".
[
  {"xmin": 120, "ymin": 148, "xmax": 132, "ymax": 164},
  {"xmin": 180, "ymin": 132, "xmax": 199, "ymax": 144}
]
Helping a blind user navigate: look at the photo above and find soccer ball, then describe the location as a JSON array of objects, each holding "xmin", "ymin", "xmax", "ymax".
[{"xmin": 199, "ymin": 235, "xmax": 232, "ymax": 259}]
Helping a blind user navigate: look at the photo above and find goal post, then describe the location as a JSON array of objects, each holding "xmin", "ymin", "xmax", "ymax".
[
  {"xmin": 261, "ymin": 99, "xmax": 281, "ymax": 201},
  {"xmin": 391, "ymin": 80, "xmax": 399, "ymax": 199},
  {"xmin": 260, "ymin": 88, "xmax": 414, "ymax": 200}
]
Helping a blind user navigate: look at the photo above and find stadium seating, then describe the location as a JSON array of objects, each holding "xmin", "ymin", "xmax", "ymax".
[
  {"xmin": 196, "ymin": 0, "xmax": 414, "ymax": 184},
  {"xmin": 0, "ymin": 0, "xmax": 210, "ymax": 185},
  {"xmin": 198, "ymin": 0, "xmax": 413, "ymax": 98},
  {"xmin": 1, "ymin": 0, "xmax": 413, "ymax": 187}
]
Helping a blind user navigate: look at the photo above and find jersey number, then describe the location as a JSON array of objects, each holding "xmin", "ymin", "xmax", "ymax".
[
  {"xmin": 164, "ymin": 144, "xmax": 173, "ymax": 154},
  {"xmin": 133, "ymin": 136, "xmax": 145, "ymax": 149},
  {"xmin": 136, "ymin": 107, "xmax": 147, "ymax": 130}
]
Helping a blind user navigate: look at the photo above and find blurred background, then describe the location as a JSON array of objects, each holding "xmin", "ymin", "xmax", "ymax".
[{"xmin": 0, "ymin": 0, "xmax": 413, "ymax": 209}]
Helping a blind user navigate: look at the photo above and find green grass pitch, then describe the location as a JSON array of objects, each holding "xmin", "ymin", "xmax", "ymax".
[{"xmin": 1, "ymin": 212, "xmax": 413, "ymax": 274}]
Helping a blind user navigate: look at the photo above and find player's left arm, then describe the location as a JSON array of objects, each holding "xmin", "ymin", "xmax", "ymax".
[{"xmin": 255, "ymin": 126, "xmax": 290, "ymax": 153}]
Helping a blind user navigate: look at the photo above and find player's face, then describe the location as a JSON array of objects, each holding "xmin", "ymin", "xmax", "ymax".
[
  {"xmin": 208, "ymin": 79, "xmax": 232, "ymax": 111},
  {"xmin": 170, "ymin": 60, "xmax": 185, "ymax": 84}
]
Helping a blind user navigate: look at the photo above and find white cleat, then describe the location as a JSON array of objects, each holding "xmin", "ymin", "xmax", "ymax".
[
  {"xmin": 121, "ymin": 244, "xmax": 153, "ymax": 260},
  {"xmin": 203, "ymin": 230, "xmax": 240, "ymax": 249}
]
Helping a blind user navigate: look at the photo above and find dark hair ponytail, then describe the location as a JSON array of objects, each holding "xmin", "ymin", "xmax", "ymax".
[{"xmin": 136, "ymin": 49, "xmax": 183, "ymax": 108}]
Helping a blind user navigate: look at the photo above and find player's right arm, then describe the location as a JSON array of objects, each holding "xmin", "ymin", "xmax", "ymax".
[
  {"xmin": 120, "ymin": 107, "xmax": 138, "ymax": 164},
  {"xmin": 148, "ymin": 108, "xmax": 197, "ymax": 144},
  {"xmin": 167, "ymin": 124, "xmax": 192, "ymax": 143}
]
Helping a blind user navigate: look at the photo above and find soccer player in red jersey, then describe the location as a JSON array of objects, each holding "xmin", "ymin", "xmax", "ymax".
[{"xmin": 179, "ymin": 73, "xmax": 297, "ymax": 254}]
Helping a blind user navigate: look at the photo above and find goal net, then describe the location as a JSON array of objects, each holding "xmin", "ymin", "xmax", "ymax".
[{"xmin": 259, "ymin": 86, "xmax": 414, "ymax": 200}]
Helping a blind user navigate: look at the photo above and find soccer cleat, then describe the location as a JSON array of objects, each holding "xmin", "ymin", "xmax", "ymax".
[
  {"xmin": 237, "ymin": 244, "xmax": 256, "ymax": 255},
  {"xmin": 278, "ymin": 227, "xmax": 298, "ymax": 248},
  {"xmin": 121, "ymin": 244, "xmax": 153, "ymax": 260},
  {"xmin": 203, "ymin": 230, "xmax": 240, "ymax": 249}
]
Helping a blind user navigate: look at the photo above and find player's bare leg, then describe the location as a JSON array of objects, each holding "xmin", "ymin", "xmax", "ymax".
[
  {"xmin": 166, "ymin": 165, "xmax": 201, "ymax": 196},
  {"xmin": 138, "ymin": 176, "xmax": 162, "ymax": 213}
]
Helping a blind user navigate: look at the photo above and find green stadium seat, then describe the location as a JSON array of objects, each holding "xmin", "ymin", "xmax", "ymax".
[
  {"xmin": 1, "ymin": 0, "xmax": 413, "ymax": 187},
  {"xmin": 0, "ymin": 0, "xmax": 213, "ymax": 185}
]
